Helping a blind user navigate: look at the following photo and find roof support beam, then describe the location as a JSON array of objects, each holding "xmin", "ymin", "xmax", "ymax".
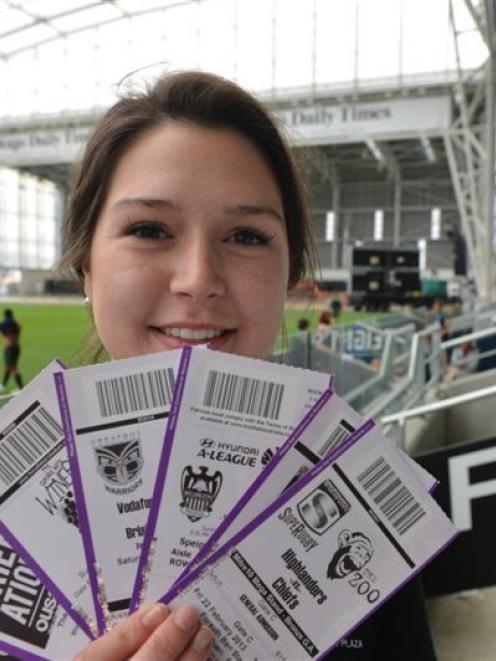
[
  {"xmin": 420, "ymin": 134, "xmax": 437, "ymax": 163},
  {"xmin": 366, "ymin": 139, "xmax": 400, "ymax": 180},
  {"xmin": 445, "ymin": 0, "xmax": 493, "ymax": 299}
]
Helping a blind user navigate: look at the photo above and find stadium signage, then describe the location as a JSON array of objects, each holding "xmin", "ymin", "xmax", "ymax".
[
  {"xmin": 0, "ymin": 95, "xmax": 451, "ymax": 165},
  {"xmin": 276, "ymin": 94, "xmax": 451, "ymax": 145},
  {"xmin": 0, "ymin": 126, "xmax": 92, "ymax": 166},
  {"xmin": 416, "ymin": 434, "xmax": 496, "ymax": 595}
]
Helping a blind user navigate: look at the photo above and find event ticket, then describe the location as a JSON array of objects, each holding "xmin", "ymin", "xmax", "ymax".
[
  {"xmin": 55, "ymin": 350, "xmax": 181, "ymax": 633},
  {"xmin": 0, "ymin": 362, "xmax": 95, "ymax": 638},
  {"xmin": 179, "ymin": 388, "xmax": 365, "ymax": 577},
  {"xmin": 164, "ymin": 422, "xmax": 457, "ymax": 660},
  {"xmin": 131, "ymin": 346, "xmax": 332, "ymax": 609},
  {"xmin": 185, "ymin": 397, "xmax": 437, "ymax": 577},
  {"xmin": 0, "ymin": 535, "xmax": 90, "ymax": 660}
]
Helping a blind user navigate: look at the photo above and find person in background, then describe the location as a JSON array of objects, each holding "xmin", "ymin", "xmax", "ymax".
[
  {"xmin": 330, "ymin": 296, "xmax": 342, "ymax": 320},
  {"xmin": 445, "ymin": 340, "xmax": 478, "ymax": 382},
  {"xmin": 313, "ymin": 309, "xmax": 333, "ymax": 344},
  {"xmin": 297, "ymin": 317, "xmax": 310, "ymax": 332},
  {"xmin": 0, "ymin": 309, "xmax": 23, "ymax": 391},
  {"xmin": 424, "ymin": 334, "xmax": 433, "ymax": 382},
  {"xmin": 431, "ymin": 299, "xmax": 449, "ymax": 337},
  {"xmin": 431, "ymin": 298, "xmax": 452, "ymax": 364},
  {"xmin": 60, "ymin": 70, "xmax": 436, "ymax": 661},
  {"xmin": 287, "ymin": 317, "xmax": 312, "ymax": 368}
]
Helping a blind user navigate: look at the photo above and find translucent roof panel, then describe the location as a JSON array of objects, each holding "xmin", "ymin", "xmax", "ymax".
[
  {"xmin": 49, "ymin": 2, "xmax": 123, "ymax": 32},
  {"xmin": 0, "ymin": 1, "xmax": 98, "ymax": 53},
  {"xmin": 0, "ymin": 0, "xmax": 488, "ymax": 121}
]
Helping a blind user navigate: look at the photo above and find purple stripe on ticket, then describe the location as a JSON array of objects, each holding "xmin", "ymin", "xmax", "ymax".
[
  {"xmin": 54, "ymin": 371, "xmax": 103, "ymax": 636},
  {"xmin": 129, "ymin": 346, "xmax": 192, "ymax": 613}
]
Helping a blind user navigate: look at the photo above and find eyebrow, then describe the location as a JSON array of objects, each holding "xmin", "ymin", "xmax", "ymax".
[
  {"xmin": 112, "ymin": 197, "xmax": 284, "ymax": 223},
  {"xmin": 224, "ymin": 204, "xmax": 284, "ymax": 224},
  {"xmin": 111, "ymin": 197, "xmax": 179, "ymax": 212}
]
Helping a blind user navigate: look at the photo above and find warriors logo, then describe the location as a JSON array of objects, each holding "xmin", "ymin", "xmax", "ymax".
[
  {"xmin": 94, "ymin": 439, "xmax": 143, "ymax": 487},
  {"xmin": 327, "ymin": 530, "xmax": 374, "ymax": 580},
  {"xmin": 180, "ymin": 466, "xmax": 223, "ymax": 522}
]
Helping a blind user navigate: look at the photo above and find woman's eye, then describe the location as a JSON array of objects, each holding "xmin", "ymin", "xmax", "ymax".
[
  {"xmin": 228, "ymin": 229, "xmax": 273, "ymax": 246},
  {"xmin": 125, "ymin": 222, "xmax": 170, "ymax": 240}
]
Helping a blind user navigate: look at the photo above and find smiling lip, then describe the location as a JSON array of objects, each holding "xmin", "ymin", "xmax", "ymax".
[{"xmin": 150, "ymin": 324, "xmax": 234, "ymax": 349}]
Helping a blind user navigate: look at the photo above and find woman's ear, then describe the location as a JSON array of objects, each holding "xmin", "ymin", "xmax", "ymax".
[{"xmin": 82, "ymin": 259, "xmax": 92, "ymax": 303}]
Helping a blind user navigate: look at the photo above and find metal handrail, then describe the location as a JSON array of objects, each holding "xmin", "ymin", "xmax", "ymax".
[
  {"xmin": 440, "ymin": 325, "xmax": 496, "ymax": 349},
  {"xmin": 381, "ymin": 382, "xmax": 496, "ymax": 425},
  {"xmin": 369, "ymin": 322, "xmax": 496, "ymax": 420},
  {"xmin": 343, "ymin": 326, "xmax": 415, "ymax": 405}
]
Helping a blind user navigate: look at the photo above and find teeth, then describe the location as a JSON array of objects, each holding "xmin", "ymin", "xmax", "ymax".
[{"xmin": 162, "ymin": 328, "xmax": 224, "ymax": 340}]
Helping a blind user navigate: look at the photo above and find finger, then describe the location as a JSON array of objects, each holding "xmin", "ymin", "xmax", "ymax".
[
  {"xmin": 75, "ymin": 603, "xmax": 170, "ymax": 661},
  {"xmin": 181, "ymin": 625, "xmax": 215, "ymax": 661},
  {"xmin": 131, "ymin": 604, "xmax": 203, "ymax": 661}
]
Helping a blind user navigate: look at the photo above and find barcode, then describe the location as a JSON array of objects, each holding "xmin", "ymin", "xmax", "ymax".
[
  {"xmin": 317, "ymin": 420, "xmax": 355, "ymax": 457},
  {"xmin": 95, "ymin": 368, "xmax": 175, "ymax": 417},
  {"xmin": 203, "ymin": 370, "xmax": 285, "ymax": 420},
  {"xmin": 357, "ymin": 456, "xmax": 426, "ymax": 535},
  {"xmin": 0, "ymin": 406, "xmax": 63, "ymax": 488}
]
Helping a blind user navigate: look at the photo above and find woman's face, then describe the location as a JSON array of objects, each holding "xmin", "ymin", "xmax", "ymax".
[{"xmin": 84, "ymin": 121, "xmax": 290, "ymax": 360}]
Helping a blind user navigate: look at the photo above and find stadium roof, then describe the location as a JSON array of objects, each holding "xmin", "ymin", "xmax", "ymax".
[
  {"xmin": 0, "ymin": 0, "xmax": 488, "ymax": 193},
  {"xmin": 0, "ymin": 1, "xmax": 193, "ymax": 58},
  {"xmin": 0, "ymin": 1, "xmax": 486, "ymax": 91}
]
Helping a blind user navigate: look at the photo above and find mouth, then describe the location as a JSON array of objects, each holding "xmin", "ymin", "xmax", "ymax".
[{"xmin": 150, "ymin": 325, "xmax": 234, "ymax": 349}]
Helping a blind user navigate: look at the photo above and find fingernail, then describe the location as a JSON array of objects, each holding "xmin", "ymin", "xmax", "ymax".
[
  {"xmin": 141, "ymin": 603, "xmax": 169, "ymax": 628},
  {"xmin": 174, "ymin": 604, "xmax": 199, "ymax": 633},
  {"xmin": 192, "ymin": 626, "xmax": 213, "ymax": 653}
]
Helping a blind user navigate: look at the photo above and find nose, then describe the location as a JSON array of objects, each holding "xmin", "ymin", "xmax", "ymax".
[{"xmin": 169, "ymin": 236, "xmax": 226, "ymax": 301}]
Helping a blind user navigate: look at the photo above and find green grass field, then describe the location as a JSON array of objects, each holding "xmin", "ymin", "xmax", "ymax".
[{"xmin": 0, "ymin": 301, "xmax": 384, "ymax": 390}]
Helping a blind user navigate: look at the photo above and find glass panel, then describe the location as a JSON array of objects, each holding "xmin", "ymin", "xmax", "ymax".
[
  {"xmin": 356, "ymin": 0, "xmax": 401, "ymax": 81},
  {"xmin": 197, "ymin": 0, "xmax": 237, "ymax": 80},
  {"xmin": 157, "ymin": 3, "xmax": 198, "ymax": 69},
  {"xmin": 274, "ymin": 0, "xmax": 313, "ymax": 89},
  {"xmin": 50, "ymin": 3, "xmax": 122, "ymax": 32},
  {"xmin": 35, "ymin": 40, "xmax": 68, "ymax": 113},
  {"xmin": 0, "ymin": 23, "xmax": 56, "ymax": 55},
  {"xmin": 127, "ymin": 12, "xmax": 171, "ymax": 74},
  {"xmin": 23, "ymin": 0, "xmax": 96, "ymax": 19},
  {"xmin": 236, "ymin": 0, "xmax": 273, "ymax": 91},
  {"xmin": 0, "ymin": 6, "xmax": 30, "ymax": 34},
  {"xmin": 65, "ymin": 30, "xmax": 100, "ymax": 110},
  {"xmin": 402, "ymin": 0, "xmax": 450, "ymax": 75},
  {"xmin": 315, "ymin": 0, "xmax": 356, "ymax": 85},
  {"xmin": 0, "ymin": 168, "xmax": 58, "ymax": 270}
]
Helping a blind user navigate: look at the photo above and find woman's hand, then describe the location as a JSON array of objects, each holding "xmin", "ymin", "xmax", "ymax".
[{"xmin": 75, "ymin": 603, "xmax": 214, "ymax": 660}]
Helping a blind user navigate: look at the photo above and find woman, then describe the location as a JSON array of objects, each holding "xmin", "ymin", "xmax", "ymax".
[
  {"xmin": 62, "ymin": 71, "xmax": 435, "ymax": 660},
  {"xmin": 314, "ymin": 310, "xmax": 333, "ymax": 345}
]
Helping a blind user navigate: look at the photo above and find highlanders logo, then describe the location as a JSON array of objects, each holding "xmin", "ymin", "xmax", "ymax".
[
  {"xmin": 180, "ymin": 465, "xmax": 223, "ymax": 522},
  {"xmin": 327, "ymin": 530, "xmax": 374, "ymax": 580},
  {"xmin": 297, "ymin": 480, "xmax": 351, "ymax": 535},
  {"xmin": 95, "ymin": 439, "xmax": 144, "ymax": 487}
]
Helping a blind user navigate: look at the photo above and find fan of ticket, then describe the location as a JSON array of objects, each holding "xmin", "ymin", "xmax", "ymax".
[{"xmin": 0, "ymin": 346, "xmax": 457, "ymax": 660}]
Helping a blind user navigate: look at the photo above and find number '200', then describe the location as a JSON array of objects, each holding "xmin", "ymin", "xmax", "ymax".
[{"xmin": 348, "ymin": 572, "xmax": 380, "ymax": 603}]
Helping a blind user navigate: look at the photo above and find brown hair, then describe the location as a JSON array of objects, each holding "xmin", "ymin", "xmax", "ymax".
[
  {"xmin": 61, "ymin": 70, "xmax": 315, "ymax": 287},
  {"xmin": 319, "ymin": 310, "xmax": 332, "ymax": 326}
]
